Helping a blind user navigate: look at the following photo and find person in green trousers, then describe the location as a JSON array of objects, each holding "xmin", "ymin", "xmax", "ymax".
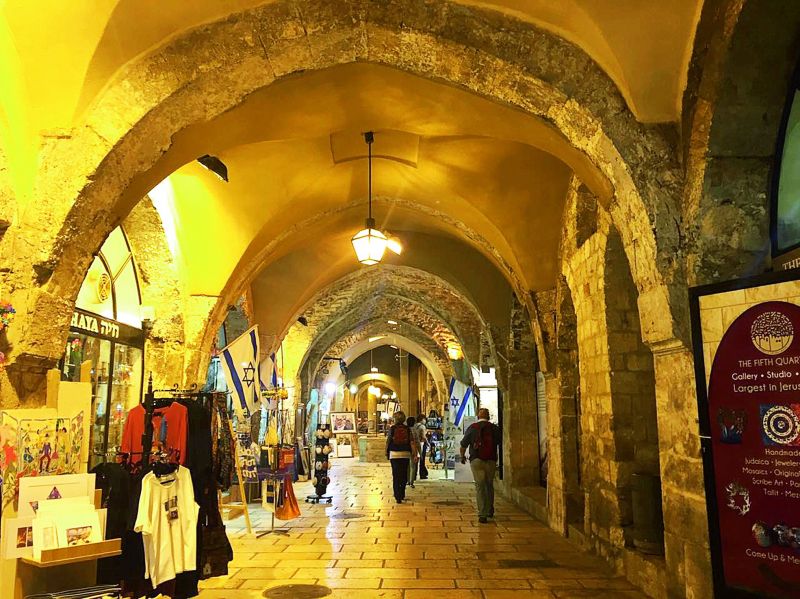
[{"xmin": 460, "ymin": 408, "xmax": 502, "ymax": 523}]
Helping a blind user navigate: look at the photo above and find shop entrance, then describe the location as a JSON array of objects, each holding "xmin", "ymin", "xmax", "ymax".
[{"xmin": 61, "ymin": 311, "xmax": 144, "ymax": 469}]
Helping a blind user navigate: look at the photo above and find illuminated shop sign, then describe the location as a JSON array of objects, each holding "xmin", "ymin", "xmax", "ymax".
[
  {"xmin": 69, "ymin": 308, "xmax": 143, "ymax": 346},
  {"xmin": 71, "ymin": 310, "xmax": 119, "ymax": 338},
  {"xmin": 691, "ymin": 273, "xmax": 800, "ymax": 599}
]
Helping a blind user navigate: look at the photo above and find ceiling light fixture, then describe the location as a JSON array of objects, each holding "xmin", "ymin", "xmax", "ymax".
[
  {"xmin": 197, "ymin": 154, "xmax": 229, "ymax": 182},
  {"xmin": 351, "ymin": 132, "xmax": 402, "ymax": 265}
]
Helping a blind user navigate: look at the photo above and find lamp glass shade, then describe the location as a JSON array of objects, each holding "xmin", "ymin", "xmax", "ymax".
[{"xmin": 351, "ymin": 226, "xmax": 388, "ymax": 265}]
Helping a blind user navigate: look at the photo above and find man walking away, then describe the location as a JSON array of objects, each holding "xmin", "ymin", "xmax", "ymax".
[
  {"xmin": 460, "ymin": 408, "xmax": 501, "ymax": 523},
  {"xmin": 386, "ymin": 411, "xmax": 418, "ymax": 503}
]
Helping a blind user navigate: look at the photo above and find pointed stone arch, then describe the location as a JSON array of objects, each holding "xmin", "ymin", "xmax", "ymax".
[{"xmin": 3, "ymin": 0, "xmax": 684, "ymax": 406}]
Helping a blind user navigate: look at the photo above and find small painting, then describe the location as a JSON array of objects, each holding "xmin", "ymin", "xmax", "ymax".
[
  {"xmin": 15, "ymin": 525, "xmax": 32, "ymax": 548},
  {"xmin": 66, "ymin": 525, "xmax": 93, "ymax": 546}
]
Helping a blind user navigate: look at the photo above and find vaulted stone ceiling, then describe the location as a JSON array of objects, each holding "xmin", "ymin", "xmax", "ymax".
[
  {"xmin": 274, "ymin": 265, "xmax": 488, "ymax": 391},
  {"xmin": 0, "ymin": 0, "xmax": 700, "ymax": 176},
  {"xmin": 0, "ymin": 0, "xmax": 701, "ymax": 391}
]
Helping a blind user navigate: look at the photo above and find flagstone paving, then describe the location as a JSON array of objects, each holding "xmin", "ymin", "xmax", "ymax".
[{"xmin": 199, "ymin": 459, "xmax": 649, "ymax": 598}]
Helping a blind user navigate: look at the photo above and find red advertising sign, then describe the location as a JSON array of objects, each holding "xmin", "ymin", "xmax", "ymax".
[{"xmin": 706, "ymin": 300, "xmax": 800, "ymax": 597}]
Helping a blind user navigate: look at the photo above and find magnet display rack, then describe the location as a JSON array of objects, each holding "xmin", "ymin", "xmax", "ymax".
[{"xmin": 306, "ymin": 424, "xmax": 333, "ymax": 504}]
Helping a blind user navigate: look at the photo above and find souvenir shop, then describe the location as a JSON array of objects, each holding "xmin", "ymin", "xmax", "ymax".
[
  {"xmin": 58, "ymin": 226, "xmax": 145, "ymax": 470},
  {"xmin": 0, "ymin": 370, "xmax": 243, "ymax": 599}
]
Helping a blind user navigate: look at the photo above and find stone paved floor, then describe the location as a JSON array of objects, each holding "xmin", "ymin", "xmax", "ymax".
[{"xmin": 198, "ymin": 459, "xmax": 648, "ymax": 598}]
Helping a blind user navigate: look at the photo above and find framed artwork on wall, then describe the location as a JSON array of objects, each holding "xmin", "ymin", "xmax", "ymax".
[{"xmin": 330, "ymin": 412, "xmax": 356, "ymax": 434}]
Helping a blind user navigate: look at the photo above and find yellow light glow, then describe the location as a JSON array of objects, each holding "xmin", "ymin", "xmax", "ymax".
[
  {"xmin": 368, "ymin": 385, "xmax": 381, "ymax": 396},
  {"xmin": 447, "ymin": 344, "xmax": 463, "ymax": 360},
  {"xmin": 387, "ymin": 237, "xmax": 403, "ymax": 255}
]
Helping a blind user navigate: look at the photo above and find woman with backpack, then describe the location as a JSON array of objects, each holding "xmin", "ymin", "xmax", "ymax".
[{"xmin": 386, "ymin": 411, "xmax": 418, "ymax": 503}]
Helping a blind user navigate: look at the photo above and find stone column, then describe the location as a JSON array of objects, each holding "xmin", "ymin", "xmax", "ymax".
[
  {"xmin": 399, "ymin": 349, "xmax": 409, "ymax": 410},
  {"xmin": 502, "ymin": 353, "xmax": 539, "ymax": 490},
  {"xmin": 545, "ymin": 371, "xmax": 583, "ymax": 535}
]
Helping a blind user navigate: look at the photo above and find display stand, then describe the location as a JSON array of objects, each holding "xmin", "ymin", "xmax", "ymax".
[
  {"xmin": 220, "ymin": 418, "xmax": 253, "ymax": 534},
  {"xmin": 20, "ymin": 539, "xmax": 122, "ymax": 567},
  {"xmin": 2, "ymin": 368, "xmax": 104, "ymax": 599},
  {"xmin": 306, "ymin": 424, "xmax": 333, "ymax": 504},
  {"xmin": 256, "ymin": 472, "xmax": 290, "ymax": 538}
]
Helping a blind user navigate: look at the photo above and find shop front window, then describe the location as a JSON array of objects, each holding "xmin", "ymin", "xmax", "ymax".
[{"xmin": 61, "ymin": 226, "xmax": 145, "ymax": 469}]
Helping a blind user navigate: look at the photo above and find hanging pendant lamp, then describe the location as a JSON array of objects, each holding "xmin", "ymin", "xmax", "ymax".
[{"xmin": 351, "ymin": 131, "xmax": 391, "ymax": 265}]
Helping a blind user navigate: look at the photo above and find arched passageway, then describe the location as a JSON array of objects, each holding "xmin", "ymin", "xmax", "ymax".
[{"xmin": 3, "ymin": 2, "xmax": 795, "ymax": 598}]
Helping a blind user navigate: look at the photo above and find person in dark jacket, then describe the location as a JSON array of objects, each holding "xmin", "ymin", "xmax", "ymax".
[
  {"xmin": 460, "ymin": 408, "xmax": 502, "ymax": 523},
  {"xmin": 386, "ymin": 411, "xmax": 418, "ymax": 503},
  {"xmin": 415, "ymin": 415, "xmax": 429, "ymax": 480},
  {"xmin": 406, "ymin": 416, "xmax": 418, "ymax": 488}
]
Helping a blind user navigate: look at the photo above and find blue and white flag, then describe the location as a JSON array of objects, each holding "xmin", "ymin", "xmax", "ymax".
[
  {"xmin": 220, "ymin": 325, "xmax": 265, "ymax": 417},
  {"xmin": 449, "ymin": 377, "xmax": 473, "ymax": 427},
  {"xmin": 260, "ymin": 352, "xmax": 279, "ymax": 389}
]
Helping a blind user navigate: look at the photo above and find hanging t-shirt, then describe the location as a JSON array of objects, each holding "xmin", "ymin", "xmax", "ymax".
[
  {"xmin": 134, "ymin": 466, "xmax": 199, "ymax": 587},
  {"xmin": 122, "ymin": 402, "xmax": 189, "ymax": 465}
]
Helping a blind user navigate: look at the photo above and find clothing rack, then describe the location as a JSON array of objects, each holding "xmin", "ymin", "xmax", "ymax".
[{"xmin": 141, "ymin": 374, "xmax": 252, "ymax": 533}]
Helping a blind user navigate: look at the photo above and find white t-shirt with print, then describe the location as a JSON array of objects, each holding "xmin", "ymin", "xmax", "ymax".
[{"xmin": 134, "ymin": 465, "xmax": 199, "ymax": 587}]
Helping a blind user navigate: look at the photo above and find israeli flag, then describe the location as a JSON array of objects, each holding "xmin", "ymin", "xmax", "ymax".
[
  {"xmin": 449, "ymin": 377, "xmax": 472, "ymax": 427},
  {"xmin": 220, "ymin": 325, "xmax": 265, "ymax": 417},
  {"xmin": 261, "ymin": 352, "xmax": 279, "ymax": 389}
]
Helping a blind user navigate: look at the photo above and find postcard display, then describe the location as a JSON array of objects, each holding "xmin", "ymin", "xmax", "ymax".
[
  {"xmin": 306, "ymin": 424, "xmax": 333, "ymax": 504},
  {"xmin": 691, "ymin": 272, "xmax": 800, "ymax": 598},
  {"xmin": 0, "ymin": 382, "xmax": 100, "ymax": 599}
]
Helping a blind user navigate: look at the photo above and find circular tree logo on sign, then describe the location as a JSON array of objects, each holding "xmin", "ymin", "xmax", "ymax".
[{"xmin": 750, "ymin": 311, "xmax": 794, "ymax": 355}]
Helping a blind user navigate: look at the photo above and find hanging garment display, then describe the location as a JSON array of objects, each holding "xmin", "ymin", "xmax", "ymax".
[
  {"xmin": 212, "ymin": 403, "xmax": 235, "ymax": 491},
  {"xmin": 197, "ymin": 493, "xmax": 233, "ymax": 579},
  {"xmin": 265, "ymin": 418, "xmax": 279, "ymax": 446},
  {"xmin": 111, "ymin": 386, "xmax": 231, "ymax": 599},
  {"xmin": 134, "ymin": 465, "xmax": 200, "ymax": 587},
  {"xmin": 274, "ymin": 474, "xmax": 301, "ymax": 521},
  {"xmin": 121, "ymin": 402, "xmax": 188, "ymax": 465}
]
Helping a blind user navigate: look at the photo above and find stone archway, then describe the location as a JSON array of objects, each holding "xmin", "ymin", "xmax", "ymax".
[
  {"xmin": 683, "ymin": 0, "xmax": 800, "ymax": 286},
  {"xmin": 3, "ymin": 0, "xmax": 683, "ymax": 404},
  {"xmin": 122, "ymin": 197, "xmax": 187, "ymax": 389}
]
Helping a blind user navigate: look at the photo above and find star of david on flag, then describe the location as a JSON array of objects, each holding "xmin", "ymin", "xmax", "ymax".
[
  {"xmin": 220, "ymin": 324, "xmax": 265, "ymax": 417},
  {"xmin": 449, "ymin": 377, "xmax": 472, "ymax": 427}
]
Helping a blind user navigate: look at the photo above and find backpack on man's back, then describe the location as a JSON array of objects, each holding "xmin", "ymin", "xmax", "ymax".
[{"xmin": 470, "ymin": 421, "xmax": 496, "ymax": 460}]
